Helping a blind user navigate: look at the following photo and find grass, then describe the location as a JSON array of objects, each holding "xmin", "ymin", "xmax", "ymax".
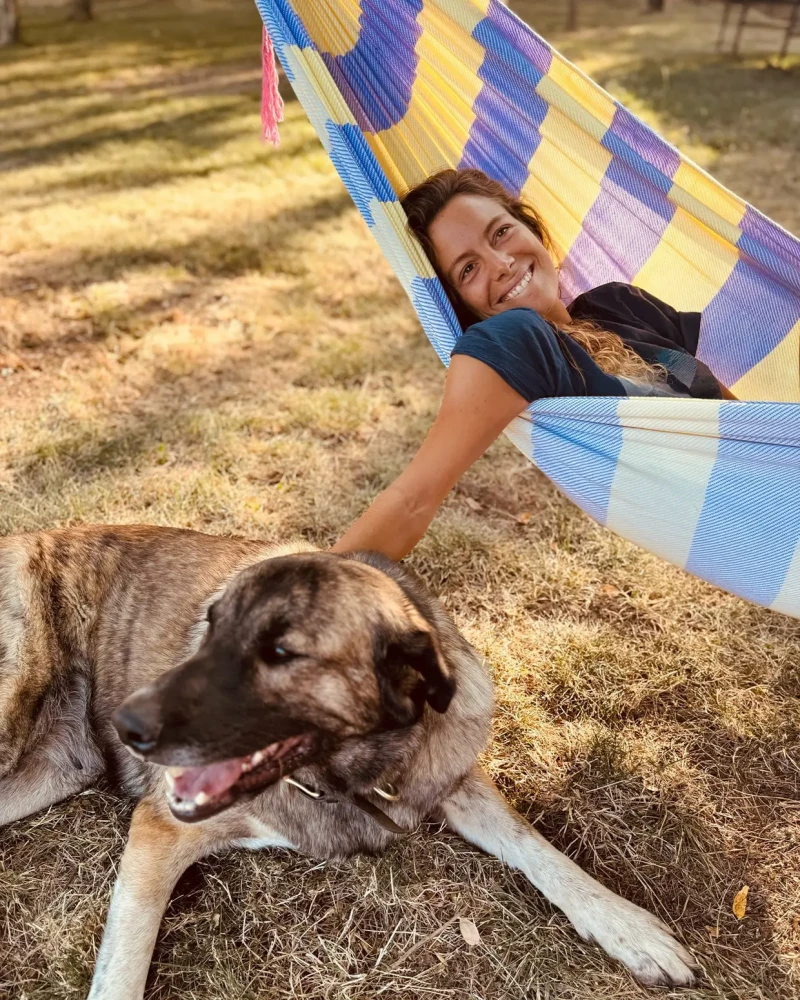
[{"xmin": 1, "ymin": 1, "xmax": 799, "ymax": 998}]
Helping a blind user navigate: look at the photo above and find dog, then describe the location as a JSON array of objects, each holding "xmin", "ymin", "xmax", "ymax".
[{"xmin": 0, "ymin": 524, "xmax": 697, "ymax": 997}]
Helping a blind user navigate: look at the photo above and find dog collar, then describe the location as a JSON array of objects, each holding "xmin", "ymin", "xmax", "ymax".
[{"xmin": 282, "ymin": 775, "xmax": 407, "ymax": 835}]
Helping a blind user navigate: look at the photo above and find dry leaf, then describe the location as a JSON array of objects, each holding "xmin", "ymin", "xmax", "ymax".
[
  {"xmin": 599, "ymin": 583, "xmax": 621, "ymax": 596},
  {"xmin": 464, "ymin": 497, "xmax": 482, "ymax": 511},
  {"xmin": 705, "ymin": 925, "xmax": 720, "ymax": 938},
  {"xmin": 458, "ymin": 917, "xmax": 481, "ymax": 947},
  {"xmin": 732, "ymin": 884, "xmax": 749, "ymax": 920},
  {"xmin": 516, "ymin": 511, "xmax": 533, "ymax": 524},
  {"xmin": 790, "ymin": 913, "xmax": 799, "ymax": 934}
]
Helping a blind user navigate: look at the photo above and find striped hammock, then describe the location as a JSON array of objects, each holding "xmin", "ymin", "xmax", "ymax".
[{"xmin": 254, "ymin": 0, "xmax": 800, "ymax": 618}]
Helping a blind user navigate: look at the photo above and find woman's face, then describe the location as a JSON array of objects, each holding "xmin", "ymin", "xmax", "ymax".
[{"xmin": 427, "ymin": 193, "xmax": 561, "ymax": 322}]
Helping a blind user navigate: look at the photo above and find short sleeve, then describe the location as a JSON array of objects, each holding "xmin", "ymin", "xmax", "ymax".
[{"xmin": 450, "ymin": 308, "xmax": 583, "ymax": 402}]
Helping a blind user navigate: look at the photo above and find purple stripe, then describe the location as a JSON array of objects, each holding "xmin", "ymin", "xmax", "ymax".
[
  {"xmin": 460, "ymin": 0, "xmax": 552, "ymax": 195},
  {"xmin": 607, "ymin": 105, "xmax": 681, "ymax": 178},
  {"xmin": 561, "ymin": 166, "xmax": 674, "ymax": 300},
  {"xmin": 325, "ymin": 0, "xmax": 423, "ymax": 133},
  {"xmin": 698, "ymin": 258, "xmax": 800, "ymax": 386}
]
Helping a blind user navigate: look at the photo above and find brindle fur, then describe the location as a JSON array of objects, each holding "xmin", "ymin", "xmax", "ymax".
[{"xmin": 0, "ymin": 525, "xmax": 697, "ymax": 998}]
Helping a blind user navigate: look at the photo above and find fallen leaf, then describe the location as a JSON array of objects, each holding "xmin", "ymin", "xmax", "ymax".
[
  {"xmin": 464, "ymin": 497, "xmax": 481, "ymax": 511},
  {"xmin": 458, "ymin": 917, "xmax": 481, "ymax": 947},
  {"xmin": 516, "ymin": 511, "xmax": 533, "ymax": 524},
  {"xmin": 790, "ymin": 913, "xmax": 799, "ymax": 934},
  {"xmin": 705, "ymin": 925, "xmax": 720, "ymax": 938},
  {"xmin": 732, "ymin": 884, "xmax": 749, "ymax": 920},
  {"xmin": 599, "ymin": 583, "xmax": 621, "ymax": 596}
]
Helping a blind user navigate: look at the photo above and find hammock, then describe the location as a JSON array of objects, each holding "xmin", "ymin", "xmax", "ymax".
[{"xmin": 254, "ymin": 0, "xmax": 800, "ymax": 618}]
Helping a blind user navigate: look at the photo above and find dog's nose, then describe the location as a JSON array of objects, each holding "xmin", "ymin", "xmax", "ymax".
[{"xmin": 113, "ymin": 699, "xmax": 163, "ymax": 755}]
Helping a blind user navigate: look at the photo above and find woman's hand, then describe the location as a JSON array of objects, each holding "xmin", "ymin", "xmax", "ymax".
[{"xmin": 332, "ymin": 356, "xmax": 529, "ymax": 561}]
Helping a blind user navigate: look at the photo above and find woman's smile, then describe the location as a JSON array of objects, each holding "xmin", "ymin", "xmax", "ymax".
[{"xmin": 498, "ymin": 263, "xmax": 534, "ymax": 305}]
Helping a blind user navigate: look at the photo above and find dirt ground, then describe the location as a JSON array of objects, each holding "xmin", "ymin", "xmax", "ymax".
[{"xmin": 1, "ymin": 1, "xmax": 798, "ymax": 998}]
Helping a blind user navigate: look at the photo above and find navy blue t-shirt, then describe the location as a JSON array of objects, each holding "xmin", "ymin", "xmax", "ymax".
[{"xmin": 450, "ymin": 282, "xmax": 723, "ymax": 403}]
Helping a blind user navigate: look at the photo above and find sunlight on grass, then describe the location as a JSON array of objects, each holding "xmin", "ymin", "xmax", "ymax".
[{"xmin": 1, "ymin": 2, "xmax": 799, "ymax": 998}]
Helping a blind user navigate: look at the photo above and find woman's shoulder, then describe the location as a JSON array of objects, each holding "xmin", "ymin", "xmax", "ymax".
[{"xmin": 462, "ymin": 306, "xmax": 553, "ymax": 339}]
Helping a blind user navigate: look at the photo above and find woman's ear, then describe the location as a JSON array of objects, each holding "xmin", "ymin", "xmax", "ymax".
[{"xmin": 374, "ymin": 627, "xmax": 456, "ymax": 727}]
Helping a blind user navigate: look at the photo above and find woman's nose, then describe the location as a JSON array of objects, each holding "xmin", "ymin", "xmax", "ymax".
[{"xmin": 490, "ymin": 250, "xmax": 515, "ymax": 278}]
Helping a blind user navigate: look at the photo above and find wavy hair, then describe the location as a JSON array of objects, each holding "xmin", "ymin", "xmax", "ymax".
[{"xmin": 401, "ymin": 168, "xmax": 660, "ymax": 383}]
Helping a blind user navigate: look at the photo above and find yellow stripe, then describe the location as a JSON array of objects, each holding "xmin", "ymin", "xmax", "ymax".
[
  {"xmin": 538, "ymin": 51, "xmax": 616, "ymax": 140},
  {"xmin": 523, "ymin": 106, "xmax": 612, "ymax": 257},
  {"xmin": 367, "ymin": 0, "xmax": 485, "ymax": 193},
  {"xmin": 730, "ymin": 319, "xmax": 800, "ymax": 402},
  {"xmin": 292, "ymin": 0, "xmax": 364, "ymax": 57},
  {"xmin": 669, "ymin": 161, "xmax": 746, "ymax": 247},
  {"xmin": 634, "ymin": 207, "xmax": 740, "ymax": 311}
]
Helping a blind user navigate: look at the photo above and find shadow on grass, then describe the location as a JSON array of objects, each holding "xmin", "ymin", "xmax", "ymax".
[
  {"xmin": 0, "ymin": 187, "xmax": 354, "ymax": 297},
  {"xmin": 518, "ymin": 729, "xmax": 798, "ymax": 997},
  {"xmin": 598, "ymin": 56, "xmax": 800, "ymax": 154}
]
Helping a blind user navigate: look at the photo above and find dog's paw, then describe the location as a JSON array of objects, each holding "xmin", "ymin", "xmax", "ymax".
[{"xmin": 569, "ymin": 892, "xmax": 697, "ymax": 987}]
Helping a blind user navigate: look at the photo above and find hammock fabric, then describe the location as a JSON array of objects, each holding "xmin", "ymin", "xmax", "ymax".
[{"xmin": 254, "ymin": 0, "xmax": 800, "ymax": 618}]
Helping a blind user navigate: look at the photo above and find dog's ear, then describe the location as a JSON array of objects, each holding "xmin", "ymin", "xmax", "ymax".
[{"xmin": 375, "ymin": 627, "xmax": 456, "ymax": 727}]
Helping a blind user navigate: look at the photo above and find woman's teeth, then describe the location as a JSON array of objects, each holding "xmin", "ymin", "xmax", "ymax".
[{"xmin": 500, "ymin": 266, "xmax": 533, "ymax": 303}]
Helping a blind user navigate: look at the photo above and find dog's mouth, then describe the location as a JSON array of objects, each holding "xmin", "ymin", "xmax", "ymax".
[{"xmin": 164, "ymin": 733, "xmax": 313, "ymax": 822}]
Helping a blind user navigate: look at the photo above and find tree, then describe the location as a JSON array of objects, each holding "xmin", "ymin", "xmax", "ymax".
[
  {"xmin": 70, "ymin": 0, "xmax": 92, "ymax": 21},
  {"xmin": 565, "ymin": 0, "xmax": 579, "ymax": 31},
  {"xmin": 0, "ymin": 0, "xmax": 20, "ymax": 46}
]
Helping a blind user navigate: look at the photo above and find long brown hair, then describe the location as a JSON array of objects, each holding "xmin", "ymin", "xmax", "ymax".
[{"xmin": 401, "ymin": 168, "xmax": 659, "ymax": 383}]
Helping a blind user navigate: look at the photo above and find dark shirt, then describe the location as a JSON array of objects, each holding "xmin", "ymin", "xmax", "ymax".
[{"xmin": 450, "ymin": 282, "xmax": 724, "ymax": 403}]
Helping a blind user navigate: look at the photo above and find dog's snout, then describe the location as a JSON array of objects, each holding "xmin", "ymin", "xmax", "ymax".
[{"xmin": 113, "ymin": 698, "xmax": 163, "ymax": 755}]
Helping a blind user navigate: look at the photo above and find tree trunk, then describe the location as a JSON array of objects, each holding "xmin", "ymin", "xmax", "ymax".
[
  {"xmin": 70, "ymin": 0, "xmax": 93, "ymax": 21},
  {"xmin": 0, "ymin": 0, "xmax": 20, "ymax": 46},
  {"xmin": 565, "ymin": 0, "xmax": 579, "ymax": 32}
]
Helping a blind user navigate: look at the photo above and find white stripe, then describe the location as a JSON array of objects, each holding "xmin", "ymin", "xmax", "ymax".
[
  {"xmin": 504, "ymin": 412, "xmax": 534, "ymax": 462},
  {"xmin": 605, "ymin": 399, "xmax": 721, "ymax": 568},
  {"xmin": 770, "ymin": 537, "xmax": 800, "ymax": 616}
]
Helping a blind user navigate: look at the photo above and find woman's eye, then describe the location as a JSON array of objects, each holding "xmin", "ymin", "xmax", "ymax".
[
  {"xmin": 460, "ymin": 262, "xmax": 475, "ymax": 281},
  {"xmin": 495, "ymin": 225, "xmax": 511, "ymax": 240}
]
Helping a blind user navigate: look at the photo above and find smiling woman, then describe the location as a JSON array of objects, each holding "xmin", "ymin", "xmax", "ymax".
[{"xmin": 333, "ymin": 167, "xmax": 735, "ymax": 562}]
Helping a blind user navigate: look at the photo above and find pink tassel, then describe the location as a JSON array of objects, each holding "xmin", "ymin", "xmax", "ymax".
[{"xmin": 261, "ymin": 25, "xmax": 284, "ymax": 146}]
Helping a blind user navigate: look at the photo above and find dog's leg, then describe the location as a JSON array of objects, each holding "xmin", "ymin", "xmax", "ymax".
[
  {"xmin": 442, "ymin": 766, "xmax": 697, "ymax": 987},
  {"xmin": 87, "ymin": 795, "xmax": 221, "ymax": 1000},
  {"xmin": 0, "ymin": 751, "xmax": 99, "ymax": 825}
]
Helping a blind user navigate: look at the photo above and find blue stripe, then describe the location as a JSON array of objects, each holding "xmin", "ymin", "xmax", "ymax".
[
  {"xmin": 530, "ymin": 398, "xmax": 624, "ymax": 525},
  {"xmin": 602, "ymin": 130, "xmax": 675, "ymax": 198},
  {"xmin": 685, "ymin": 404, "xmax": 800, "ymax": 607},
  {"xmin": 411, "ymin": 276, "xmax": 459, "ymax": 364}
]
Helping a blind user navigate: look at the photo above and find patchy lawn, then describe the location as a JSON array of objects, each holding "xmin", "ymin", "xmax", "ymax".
[{"xmin": 1, "ymin": 1, "xmax": 798, "ymax": 998}]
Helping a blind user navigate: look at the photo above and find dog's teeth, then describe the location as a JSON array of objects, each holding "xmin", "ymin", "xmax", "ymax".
[
  {"xmin": 164, "ymin": 771, "xmax": 175, "ymax": 790},
  {"xmin": 251, "ymin": 750, "xmax": 264, "ymax": 766},
  {"xmin": 194, "ymin": 791, "xmax": 209, "ymax": 806}
]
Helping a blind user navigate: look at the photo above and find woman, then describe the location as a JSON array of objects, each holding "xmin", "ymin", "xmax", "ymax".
[{"xmin": 333, "ymin": 168, "xmax": 732, "ymax": 560}]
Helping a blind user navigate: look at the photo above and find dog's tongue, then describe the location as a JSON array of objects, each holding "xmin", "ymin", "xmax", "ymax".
[{"xmin": 172, "ymin": 758, "xmax": 244, "ymax": 800}]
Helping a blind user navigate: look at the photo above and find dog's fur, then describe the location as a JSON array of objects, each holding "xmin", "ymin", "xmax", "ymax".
[{"xmin": 0, "ymin": 525, "xmax": 697, "ymax": 997}]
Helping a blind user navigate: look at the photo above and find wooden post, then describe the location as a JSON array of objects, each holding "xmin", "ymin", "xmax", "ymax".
[
  {"xmin": 0, "ymin": 0, "xmax": 20, "ymax": 46},
  {"xmin": 566, "ymin": 0, "xmax": 579, "ymax": 31},
  {"xmin": 70, "ymin": 0, "xmax": 93, "ymax": 21}
]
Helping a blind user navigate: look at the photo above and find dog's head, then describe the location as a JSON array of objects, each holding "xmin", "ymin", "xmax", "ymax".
[{"xmin": 112, "ymin": 552, "xmax": 455, "ymax": 822}]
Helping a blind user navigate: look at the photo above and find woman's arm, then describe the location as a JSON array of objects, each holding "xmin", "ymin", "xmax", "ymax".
[{"xmin": 332, "ymin": 355, "xmax": 529, "ymax": 560}]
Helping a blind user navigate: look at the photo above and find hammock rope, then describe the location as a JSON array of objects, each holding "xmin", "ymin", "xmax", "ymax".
[{"xmin": 254, "ymin": 0, "xmax": 800, "ymax": 618}]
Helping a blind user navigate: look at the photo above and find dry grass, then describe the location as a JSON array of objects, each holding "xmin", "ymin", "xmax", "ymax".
[{"xmin": 1, "ymin": 1, "xmax": 799, "ymax": 998}]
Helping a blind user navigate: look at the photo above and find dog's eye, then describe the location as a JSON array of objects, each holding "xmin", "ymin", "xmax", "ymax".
[{"xmin": 258, "ymin": 641, "xmax": 295, "ymax": 664}]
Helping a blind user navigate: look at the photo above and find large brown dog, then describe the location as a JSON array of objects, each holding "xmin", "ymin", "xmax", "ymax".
[{"xmin": 0, "ymin": 525, "xmax": 696, "ymax": 997}]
